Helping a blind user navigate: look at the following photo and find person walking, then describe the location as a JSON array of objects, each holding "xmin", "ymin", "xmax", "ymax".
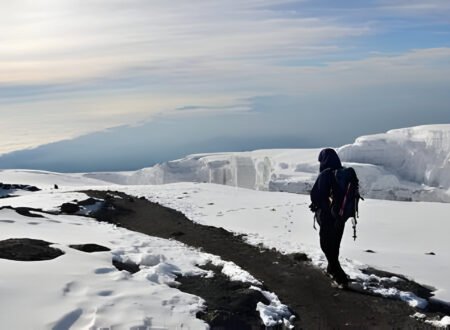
[{"xmin": 310, "ymin": 148, "xmax": 355, "ymax": 286}]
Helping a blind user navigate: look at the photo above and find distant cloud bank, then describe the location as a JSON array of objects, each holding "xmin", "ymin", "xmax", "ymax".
[{"xmin": 0, "ymin": 0, "xmax": 449, "ymax": 162}]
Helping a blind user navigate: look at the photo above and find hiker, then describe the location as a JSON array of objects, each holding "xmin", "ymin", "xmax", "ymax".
[{"xmin": 309, "ymin": 148, "xmax": 361, "ymax": 286}]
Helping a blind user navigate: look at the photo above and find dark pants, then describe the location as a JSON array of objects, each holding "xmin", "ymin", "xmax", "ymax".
[{"xmin": 317, "ymin": 210, "xmax": 346, "ymax": 278}]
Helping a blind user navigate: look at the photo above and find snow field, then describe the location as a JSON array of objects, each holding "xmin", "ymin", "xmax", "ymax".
[
  {"xmin": 116, "ymin": 182, "xmax": 450, "ymax": 304},
  {"xmin": 0, "ymin": 191, "xmax": 293, "ymax": 329},
  {"xmin": 0, "ymin": 208, "xmax": 206, "ymax": 329},
  {"xmin": 0, "ymin": 169, "xmax": 109, "ymax": 189}
]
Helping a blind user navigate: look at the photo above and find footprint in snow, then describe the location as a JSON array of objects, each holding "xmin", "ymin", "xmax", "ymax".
[
  {"xmin": 94, "ymin": 267, "xmax": 116, "ymax": 274},
  {"xmin": 97, "ymin": 290, "xmax": 114, "ymax": 296},
  {"xmin": 167, "ymin": 295, "xmax": 181, "ymax": 304},
  {"xmin": 52, "ymin": 308, "xmax": 83, "ymax": 330},
  {"xmin": 62, "ymin": 281, "xmax": 87, "ymax": 296},
  {"xmin": 0, "ymin": 220, "xmax": 15, "ymax": 223}
]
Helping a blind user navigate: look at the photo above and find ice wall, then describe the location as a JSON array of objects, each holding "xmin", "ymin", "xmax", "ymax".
[
  {"xmin": 124, "ymin": 153, "xmax": 279, "ymax": 190},
  {"xmin": 338, "ymin": 125, "xmax": 450, "ymax": 191},
  {"xmin": 84, "ymin": 125, "xmax": 450, "ymax": 203}
]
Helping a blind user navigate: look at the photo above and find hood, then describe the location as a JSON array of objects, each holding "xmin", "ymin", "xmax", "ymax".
[{"xmin": 318, "ymin": 148, "xmax": 342, "ymax": 172}]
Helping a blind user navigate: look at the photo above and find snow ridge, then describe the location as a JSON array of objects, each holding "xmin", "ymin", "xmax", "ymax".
[
  {"xmin": 84, "ymin": 125, "xmax": 450, "ymax": 203},
  {"xmin": 339, "ymin": 125, "xmax": 450, "ymax": 200}
]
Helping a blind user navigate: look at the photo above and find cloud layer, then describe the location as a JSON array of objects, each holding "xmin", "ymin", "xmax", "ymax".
[{"xmin": 0, "ymin": 0, "xmax": 449, "ymax": 156}]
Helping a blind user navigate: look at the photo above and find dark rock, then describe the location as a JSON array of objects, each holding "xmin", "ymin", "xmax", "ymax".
[
  {"xmin": 0, "ymin": 238, "xmax": 64, "ymax": 261},
  {"xmin": 365, "ymin": 249, "xmax": 376, "ymax": 253},
  {"xmin": 61, "ymin": 203, "xmax": 80, "ymax": 214},
  {"xmin": 0, "ymin": 194, "xmax": 15, "ymax": 199},
  {"xmin": 0, "ymin": 183, "xmax": 40, "ymax": 192},
  {"xmin": 425, "ymin": 252, "xmax": 436, "ymax": 256},
  {"xmin": 105, "ymin": 193, "xmax": 115, "ymax": 201},
  {"xmin": 78, "ymin": 198, "xmax": 99, "ymax": 206},
  {"xmin": 70, "ymin": 244, "xmax": 110, "ymax": 253},
  {"xmin": 15, "ymin": 207, "xmax": 44, "ymax": 218},
  {"xmin": 0, "ymin": 206, "xmax": 57, "ymax": 218},
  {"xmin": 54, "ymin": 184, "xmax": 59, "ymax": 189},
  {"xmin": 113, "ymin": 259, "xmax": 140, "ymax": 274}
]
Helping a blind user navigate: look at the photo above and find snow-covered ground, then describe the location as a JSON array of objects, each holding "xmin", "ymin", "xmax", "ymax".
[
  {"xmin": 113, "ymin": 183, "xmax": 450, "ymax": 304},
  {"xmin": 1, "ymin": 124, "xmax": 450, "ymax": 328},
  {"xmin": 1, "ymin": 181, "xmax": 449, "ymax": 328},
  {"xmin": 0, "ymin": 169, "xmax": 109, "ymax": 189},
  {"xmin": 83, "ymin": 124, "xmax": 450, "ymax": 203},
  {"xmin": 0, "ymin": 190, "xmax": 292, "ymax": 329}
]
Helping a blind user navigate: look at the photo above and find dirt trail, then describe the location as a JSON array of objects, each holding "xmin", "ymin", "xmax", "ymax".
[{"xmin": 87, "ymin": 190, "xmax": 425, "ymax": 329}]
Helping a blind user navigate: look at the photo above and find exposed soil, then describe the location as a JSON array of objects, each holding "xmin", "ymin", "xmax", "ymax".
[
  {"xmin": 178, "ymin": 263, "xmax": 271, "ymax": 330},
  {"xmin": 69, "ymin": 243, "xmax": 110, "ymax": 253},
  {"xmin": 0, "ymin": 238, "xmax": 64, "ymax": 261},
  {"xmin": 83, "ymin": 190, "xmax": 441, "ymax": 329}
]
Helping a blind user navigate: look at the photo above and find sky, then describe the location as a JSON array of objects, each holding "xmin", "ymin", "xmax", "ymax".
[{"xmin": 1, "ymin": 0, "xmax": 450, "ymax": 171}]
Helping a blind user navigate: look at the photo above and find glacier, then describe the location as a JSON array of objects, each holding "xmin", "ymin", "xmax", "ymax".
[{"xmin": 84, "ymin": 124, "xmax": 450, "ymax": 203}]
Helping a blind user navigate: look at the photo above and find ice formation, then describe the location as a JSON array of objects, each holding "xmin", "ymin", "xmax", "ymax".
[{"xmin": 84, "ymin": 125, "xmax": 450, "ymax": 202}]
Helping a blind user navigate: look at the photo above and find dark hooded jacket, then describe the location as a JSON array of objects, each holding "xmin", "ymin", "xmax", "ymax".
[
  {"xmin": 318, "ymin": 148, "xmax": 342, "ymax": 173},
  {"xmin": 310, "ymin": 148, "xmax": 343, "ymax": 212}
]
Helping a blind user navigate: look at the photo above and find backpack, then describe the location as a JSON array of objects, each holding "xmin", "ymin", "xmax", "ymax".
[{"xmin": 331, "ymin": 167, "xmax": 363, "ymax": 240}]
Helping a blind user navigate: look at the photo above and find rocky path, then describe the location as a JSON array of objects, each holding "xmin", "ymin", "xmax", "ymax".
[{"xmin": 86, "ymin": 190, "xmax": 427, "ymax": 329}]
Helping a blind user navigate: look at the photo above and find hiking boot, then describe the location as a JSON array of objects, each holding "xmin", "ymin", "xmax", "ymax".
[
  {"xmin": 334, "ymin": 273, "xmax": 349, "ymax": 286},
  {"xmin": 334, "ymin": 267, "xmax": 350, "ymax": 286}
]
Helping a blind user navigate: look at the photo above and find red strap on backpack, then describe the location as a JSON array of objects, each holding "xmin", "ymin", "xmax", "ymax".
[{"xmin": 339, "ymin": 182, "xmax": 352, "ymax": 217}]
